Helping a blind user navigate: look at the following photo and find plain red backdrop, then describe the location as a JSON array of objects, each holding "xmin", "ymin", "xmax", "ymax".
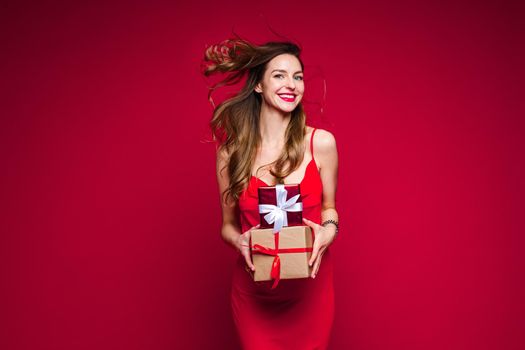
[{"xmin": 1, "ymin": 0, "xmax": 524, "ymax": 349}]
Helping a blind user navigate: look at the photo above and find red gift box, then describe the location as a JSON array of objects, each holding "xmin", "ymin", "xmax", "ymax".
[{"xmin": 258, "ymin": 184, "xmax": 303, "ymax": 231}]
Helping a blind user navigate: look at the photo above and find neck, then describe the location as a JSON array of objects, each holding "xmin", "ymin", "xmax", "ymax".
[{"xmin": 259, "ymin": 103, "xmax": 291, "ymax": 148}]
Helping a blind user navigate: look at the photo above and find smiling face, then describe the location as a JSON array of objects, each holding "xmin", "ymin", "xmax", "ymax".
[{"xmin": 254, "ymin": 53, "xmax": 305, "ymax": 115}]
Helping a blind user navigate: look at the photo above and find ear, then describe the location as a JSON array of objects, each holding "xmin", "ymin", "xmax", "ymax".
[{"xmin": 254, "ymin": 82, "xmax": 262, "ymax": 93}]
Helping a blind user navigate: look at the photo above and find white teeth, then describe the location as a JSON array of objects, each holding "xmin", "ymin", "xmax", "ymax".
[{"xmin": 279, "ymin": 94, "xmax": 295, "ymax": 98}]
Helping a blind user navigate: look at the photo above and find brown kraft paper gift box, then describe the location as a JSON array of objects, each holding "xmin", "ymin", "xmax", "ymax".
[{"xmin": 250, "ymin": 226, "xmax": 313, "ymax": 282}]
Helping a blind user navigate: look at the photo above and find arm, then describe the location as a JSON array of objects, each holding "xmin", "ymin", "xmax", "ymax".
[
  {"xmin": 302, "ymin": 129, "xmax": 339, "ymax": 278},
  {"xmin": 216, "ymin": 147, "xmax": 258, "ymax": 270},
  {"xmin": 318, "ymin": 129, "xmax": 339, "ymax": 235},
  {"xmin": 216, "ymin": 147, "xmax": 241, "ymax": 250}
]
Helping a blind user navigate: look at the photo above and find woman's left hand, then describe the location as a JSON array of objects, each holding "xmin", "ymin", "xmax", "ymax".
[{"xmin": 302, "ymin": 218, "xmax": 337, "ymax": 279}]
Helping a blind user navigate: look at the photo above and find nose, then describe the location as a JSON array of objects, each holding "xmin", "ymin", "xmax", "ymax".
[{"xmin": 285, "ymin": 76, "xmax": 296, "ymax": 90}]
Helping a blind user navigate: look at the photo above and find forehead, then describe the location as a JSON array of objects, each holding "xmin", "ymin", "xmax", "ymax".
[{"xmin": 265, "ymin": 53, "xmax": 302, "ymax": 72}]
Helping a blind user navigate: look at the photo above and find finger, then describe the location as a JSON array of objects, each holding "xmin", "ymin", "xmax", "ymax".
[
  {"xmin": 302, "ymin": 218, "xmax": 319, "ymax": 230},
  {"xmin": 312, "ymin": 255, "xmax": 322, "ymax": 278},
  {"xmin": 241, "ymin": 224, "xmax": 260, "ymax": 271},
  {"xmin": 311, "ymin": 247, "xmax": 325, "ymax": 277},
  {"xmin": 247, "ymin": 224, "xmax": 260, "ymax": 235},
  {"xmin": 308, "ymin": 239, "xmax": 322, "ymax": 266},
  {"xmin": 243, "ymin": 250, "xmax": 255, "ymax": 271},
  {"xmin": 312, "ymin": 251, "xmax": 324, "ymax": 278},
  {"xmin": 305, "ymin": 218, "xmax": 321, "ymax": 267}
]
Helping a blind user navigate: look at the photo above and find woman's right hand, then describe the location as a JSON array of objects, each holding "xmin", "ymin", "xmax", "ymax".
[{"xmin": 236, "ymin": 224, "xmax": 260, "ymax": 271}]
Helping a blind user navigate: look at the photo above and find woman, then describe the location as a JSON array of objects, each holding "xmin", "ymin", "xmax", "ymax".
[{"xmin": 204, "ymin": 38, "xmax": 339, "ymax": 350}]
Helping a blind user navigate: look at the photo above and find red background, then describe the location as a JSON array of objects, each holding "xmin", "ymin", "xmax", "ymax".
[{"xmin": 1, "ymin": 1, "xmax": 524, "ymax": 349}]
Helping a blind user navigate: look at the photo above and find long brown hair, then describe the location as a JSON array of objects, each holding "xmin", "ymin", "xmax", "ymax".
[{"xmin": 203, "ymin": 37, "xmax": 307, "ymax": 203}]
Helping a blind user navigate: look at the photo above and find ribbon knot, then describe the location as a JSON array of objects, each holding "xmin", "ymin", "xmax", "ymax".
[{"xmin": 258, "ymin": 184, "xmax": 303, "ymax": 233}]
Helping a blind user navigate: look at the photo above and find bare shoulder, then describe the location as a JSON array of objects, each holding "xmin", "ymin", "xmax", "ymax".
[{"xmin": 312, "ymin": 128, "xmax": 337, "ymax": 155}]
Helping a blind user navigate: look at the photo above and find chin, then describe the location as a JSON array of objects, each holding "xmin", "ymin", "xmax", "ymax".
[
  {"xmin": 278, "ymin": 107, "xmax": 297, "ymax": 114},
  {"xmin": 276, "ymin": 102, "xmax": 301, "ymax": 113}
]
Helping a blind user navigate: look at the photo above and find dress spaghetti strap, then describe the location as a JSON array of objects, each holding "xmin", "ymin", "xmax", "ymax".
[{"xmin": 310, "ymin": 128, "xmax": 317, "ymax": 164}]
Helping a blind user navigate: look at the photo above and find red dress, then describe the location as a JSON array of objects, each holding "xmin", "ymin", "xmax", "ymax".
[{"xmin": 232, "ymin": 128, "xmax": 335, "ymax": 350}]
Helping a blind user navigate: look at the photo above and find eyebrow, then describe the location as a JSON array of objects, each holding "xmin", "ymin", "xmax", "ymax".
[{"xmin": 271, "ymin": 69, "xmax": 303, "ymax": 74}]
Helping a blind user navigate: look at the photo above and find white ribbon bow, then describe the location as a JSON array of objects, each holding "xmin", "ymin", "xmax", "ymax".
[{"xmin": 258, "ymin": 184, "xmax": 303, "ymax": 233}]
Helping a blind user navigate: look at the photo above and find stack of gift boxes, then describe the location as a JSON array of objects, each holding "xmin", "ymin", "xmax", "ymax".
[{"xmin": 250, "ymin": 183, "xmax": 314, "ymax": 289}]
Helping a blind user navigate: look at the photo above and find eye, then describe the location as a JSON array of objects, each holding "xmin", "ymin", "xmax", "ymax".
[
  {"xmin": 274, "ymin": 74, "xmax": 284, "ymax": 79},
  {"xmin": 294, "ymin": 75, "xmax": 304, "ymax": 81}
]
